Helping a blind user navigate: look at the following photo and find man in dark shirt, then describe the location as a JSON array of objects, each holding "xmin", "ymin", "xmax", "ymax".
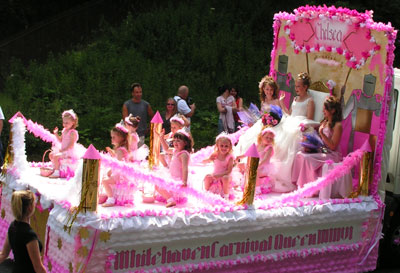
[{"xmin": 122, "ymin": 83, "xmax": 154, "ymax": 145}]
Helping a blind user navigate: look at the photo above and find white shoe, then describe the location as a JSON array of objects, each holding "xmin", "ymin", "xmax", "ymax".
[{"xmin": 102, "ymin": 197, "xmax": 115, "ymax": 207}]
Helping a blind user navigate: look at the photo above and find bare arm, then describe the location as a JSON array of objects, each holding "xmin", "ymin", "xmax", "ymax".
[
  {"xmin": 0, "ymin": 236, "xmax": 11, "ymax": 263},
  {"xmin": 147, "ymin": 104, "xmax": 154, "ymax": 119},
  {"xmin": 279, "ymin": 94, "xmax": 291, "ymax": 115},
  {"xmin": 26, "ymin": 240, "xmax": 47, "ymax": 273},
  {"xmin": 122, "ymin": 104, "xmax": 128, "ymax": 119},
  {"xmin": 238, "ymin": 98, "xmax": 243, "ymax": 111},
  {"xmin": 180, "ymin": 152, "xmax": 189, "ymax": 186},
  {"xmin": 306, "ymin": 98, "xmax": 315, "ymax": 120},
  {"xmin": 319, "ymin": 122, "xmax": 342, "ymax": 150},
  {"xmin": 185, "ymin": 104, "xmax": 196, "ymax": 117}
]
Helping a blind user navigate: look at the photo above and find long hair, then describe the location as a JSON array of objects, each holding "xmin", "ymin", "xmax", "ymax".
[
  {"xmin": 11, "ymin": 190, "xmax": 35, "ymax": 221},
  {"xmin": 259, "ymin": 76, "xmax": 279, "ymax": 102},
  {"xmin": 323, "ymin": 96, "xmax": 342, "ymax": 128}
]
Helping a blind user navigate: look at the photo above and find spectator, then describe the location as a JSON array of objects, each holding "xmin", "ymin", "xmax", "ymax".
[
  {"xmin": 0, "ymin": 106, "xmax": 4, "ymax": 168},
  {"xmin": 0, "ymin": 190, "xmax": 47, "ymax": 273},
  {"xmin": 230, "ymin": 86, "xmax": 243, "ymax": 131},
  {"xmin": 217, "ymin": 85, "xmax": 236, "ymax": 134},
  {"xmin": 174, "ymin": 85, "xmax": 195, "ymax": 131},
  {"xmin": 122, "ymin": 83, "xmax": 154, "ymax": 146},
  {"xmin": 162, "ymin": 98, "xmax": 177, "ymax": 134}
]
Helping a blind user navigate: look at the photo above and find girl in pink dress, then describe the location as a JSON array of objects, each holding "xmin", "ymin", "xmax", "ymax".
[
  {"xmin": 124, "ymin": 114, "xmax": 140, "ymax": 161},
  {"xmin": 49, "ymin": 110, "xmax": 79, "ymax": 178},
  {"xmin": 157, "ymin": 130, "xmax": 193, "ymax": 207},
  {"xmin": 203, "ymin": 134, "xmax": 234, "ymax": 200},
  {"xmin": 102, "ymin": 124, "xmax": 130, "ymax": 207},
  {"xmin": 292, "ymin": 96, "xmax": 343, "ymax": 189},
  {"xmin": 256, "ymin": 128, "xmax": 275, "ymax": 194}
]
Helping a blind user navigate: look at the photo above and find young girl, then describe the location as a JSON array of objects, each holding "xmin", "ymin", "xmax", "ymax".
[
  {"xmin": 203, "ymin": 134, "xmax": 234, "ymax": 200},
  {"xmin": 256, "ymin": 128, "xmax": 275, "ymax": 194},
  {"xmin": 102, "ymin": 124, "xmax": 130, "ymax": 207},
  {"xmin": 124, "ymin": 114, "xmax": 140, "ymax": 161},
  {"xmin": 49, "ymin": 109, "xmax": 79, "ymax": 178},
  {"xmin": 259, "ymin": 76, "xmax": 282, "ymax": 113},
  {"xmin": 292, "ymin": 96, "xmax": 343, "ymax": 189},
  {"xmin": 280, "ymin": 72, "xmax": 315, "ymax": 120},
  {"xmin": 157, "ymin": 130, "xmax": 192, "ymax": 207}
]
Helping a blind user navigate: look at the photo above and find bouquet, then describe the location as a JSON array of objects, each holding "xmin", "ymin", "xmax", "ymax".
[{"xmin": 261, "ymin": 105, "xmax": 282, "ymax": 127}]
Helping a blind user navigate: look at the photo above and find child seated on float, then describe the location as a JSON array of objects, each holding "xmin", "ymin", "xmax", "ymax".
[
  {"xmin": 102, "ymin": 123, "xmax": 130, "ymax": 207},
  {"xmin": 124, "ymin": 114, "xmax": 148, "ymax": 162},
  {"xmin": 156, "ymin": 130, "xmax": 193, "ymax": 207},
  {"xmin": 49, "ymin": 109, "xmax": 80, "ymax": 178},
  {"xmin": 203, "ymin": 133, "xmax": 234, "ymax": 200},
  {"xmin": 256, "ymin": 128, "xmax": 275, "ymax": 194},
  {"xmin": 159, "ymin": 114, "xmax": 189, "ymax": 166}
]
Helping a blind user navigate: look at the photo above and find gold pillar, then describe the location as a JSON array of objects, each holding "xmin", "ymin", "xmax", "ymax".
[
  {"xmin": 359, "ymin": 152, "xmax": 372, "ymax": 196},
  {"xmin": 237, "ymin": 157, "xmax": 259, "ymax": 206},
  {"xmin": 80, "ymin": 158, "xmax": 100, "ymax": 212}
]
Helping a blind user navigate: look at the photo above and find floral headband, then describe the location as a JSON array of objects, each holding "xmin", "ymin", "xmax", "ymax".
[
  {"xmin": 170, "ymin": 116, "xmax": 185, "ymax": 125},
  {"xmin": 175, "ymin": 128, "xmax": 190, "ymax": 138},
  {"xmin": 124, "ymin": 114, "xmax": 133, "ymax": 126},
  {"xmin": 115, "ymin": 123, "xmax": 129, "ymax": 134},
  {"xmin": 261, "ymin": 127, "xmax": 275, "ymax": 136},
  {"xmin": 215, "ymin": 132, "xmax": 233, "ymax": 145},
  {"xmin": 62, "ymin": 109, "xmax": 77, "ymax": 120}
]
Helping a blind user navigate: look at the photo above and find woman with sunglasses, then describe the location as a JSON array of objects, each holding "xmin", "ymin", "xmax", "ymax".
[{"xmin": 162, "ymin": 98, "xmax": 178, "ymax": 134}]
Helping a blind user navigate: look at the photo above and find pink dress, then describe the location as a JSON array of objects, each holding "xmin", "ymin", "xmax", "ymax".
[
  {"xmin": 128, "ymin": 132, "xmax": 139, "ymax": 162},
  {"xmin": 208, "ymin": 153, "xmax": 234, "ymax": 195},
  {"xmin": 169, "ymin": 150, "xmax": 190, "ymax": 181},
  {"xmin": 291, "ymin": 126, "xmax": 342, "ymax": 188},
  {"xmin": 110, "ymin": 146, "xmax": 129, "ymax": 183},
  {"xmin": 257, "ymin": 145, "xmax": 274, "ymax": 194},
  {"xmin": 60, "ymin": 128, "xmax": 79, "ymax": 161}
]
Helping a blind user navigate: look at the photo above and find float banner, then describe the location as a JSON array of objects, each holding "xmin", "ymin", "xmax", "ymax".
[{"xmin": 113, "ymin": 220, "xmax": 362, "ymax": 270}]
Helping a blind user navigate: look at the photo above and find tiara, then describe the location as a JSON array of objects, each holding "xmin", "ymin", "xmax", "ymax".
[
  {"xmin": 170, "ymin": 116, "xmax": 185, "ymax": 125},
  {"xmin": 261, "ymin": 127, "xmax": 275, "ymax": 136},
  {"xmin": 115, "ymin": 123, "xmax": 129, "ymax": 133},
  {"xmin": 62, "ymin": 109, "xmax": 77, "ymax": 120}
]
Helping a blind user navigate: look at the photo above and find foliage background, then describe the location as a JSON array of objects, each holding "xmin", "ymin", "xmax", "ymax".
[{"xmin": 0, "ymin": 0, "xmax": 399, "ymax": 160}]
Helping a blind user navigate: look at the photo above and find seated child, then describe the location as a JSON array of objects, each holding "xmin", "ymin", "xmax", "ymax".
[
  {"xmin": 203, "ymin": 133, "xmax": 234, "ymax": 200},
  {"xmin": 156, "ymin": 130, "xmax": 193, "ymax": 207},
  {"xmin": 256, "ymin": 128, "xmax": 275, "ymax": 194},
  {"xmin": 49, "ymin": 109, "xmax": 79, "ymax": 178},
  {"xmin": 102, "ymin": 123, "xmax": 130, "ymax": 207}
]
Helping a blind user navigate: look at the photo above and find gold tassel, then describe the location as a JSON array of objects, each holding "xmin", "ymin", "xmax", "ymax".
[
  {"xmin": 149, "ymin": 123, "xmax": 154, "ymax": 169},
  {"xmin": 237, "ymin": 157, "xmax": 259, "ymax": 205},
  {"xmin": 65, "ymin": 158, "xmax": 100, "ymax": 233},
  {"xmin": 1, "ymin": 128, "xmax": 13, "ymax": 177}
]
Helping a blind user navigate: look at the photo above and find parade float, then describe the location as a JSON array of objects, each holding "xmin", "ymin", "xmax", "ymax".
[{"xmin": 0, "ymin": 5, "xmax": 397, "ymax": 273}]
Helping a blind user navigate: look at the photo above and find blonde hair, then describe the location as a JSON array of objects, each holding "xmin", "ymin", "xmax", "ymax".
[
  {"xmin": 296, "ymin": 72, "xmax": 311, "ymax": 88},
  {"xmin": 215, "ymin": 136, "xmax": 233, "ymax": 154},
  {"xmin": 257, "ymin": 126, "xmax": 275, "ymax": 146},
  {"xmin": 11, "ymin": 190, "xmax": 35, "ymax": 221}
]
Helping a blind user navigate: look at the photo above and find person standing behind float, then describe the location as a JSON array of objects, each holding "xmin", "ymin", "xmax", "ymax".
[
  {"xmin": 174, "ymin": 85, "xmax": 195, "ymax": 132},
  {"xmin": 280, "ymin": 72, "xmax": 315, "ymax": 120},
  {"xmin": 162, "ymin": 98, "xmax": 177, "ymax": 134},
  {"xmin": 0, "ymin": 190, "xmax": 47, "ymax": 273},
  {"xmin": 230, "ymin": 86, "xmax": 243, "ymax": 131},
  {"xmin": 122, "ymin": 83, "xmax": 154, "ymax": 146},
  {"xmin": 216, "ymin": 85, "xmax": 236, "ymax": 134},
  {"xmin": 0, "ymin": 106, "xmax": 4, "ymax": 168}
]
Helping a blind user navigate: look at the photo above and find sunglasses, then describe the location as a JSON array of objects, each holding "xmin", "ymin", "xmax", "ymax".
[{"xmin": 166, "ymin": 103, "xmax": 175, "ymax": 106}]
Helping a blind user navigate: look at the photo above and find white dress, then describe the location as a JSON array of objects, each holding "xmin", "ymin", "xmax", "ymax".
[{"xmin": 234, "ymin": 97, "xmax": 317, "ymax": 193}]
